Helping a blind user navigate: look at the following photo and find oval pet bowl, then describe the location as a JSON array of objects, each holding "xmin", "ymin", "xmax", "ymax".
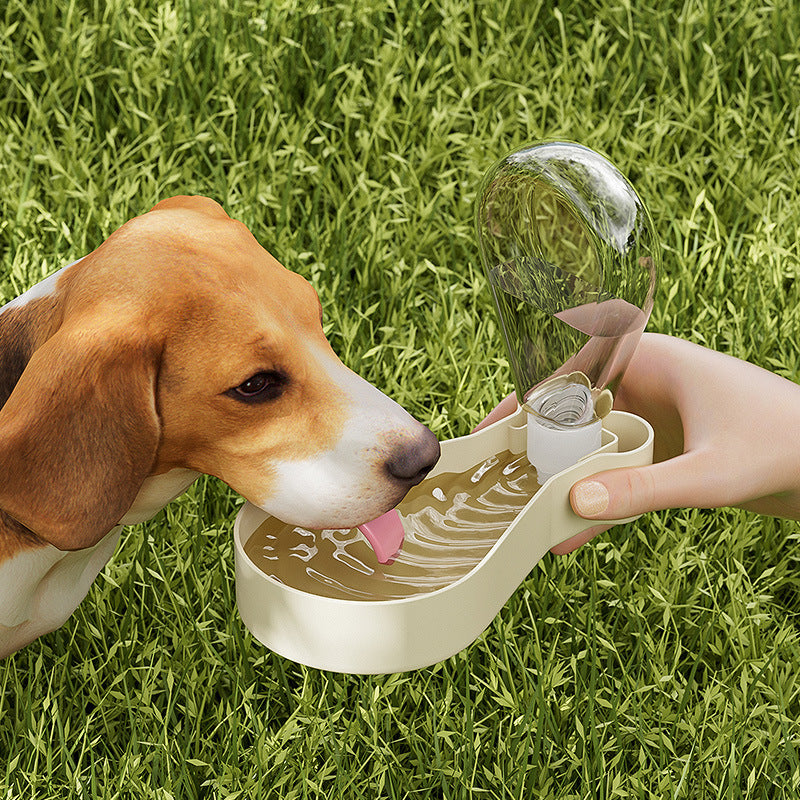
[{"xmin": 233, "ymin": 408, "xmax": 653, "ymax": 674}]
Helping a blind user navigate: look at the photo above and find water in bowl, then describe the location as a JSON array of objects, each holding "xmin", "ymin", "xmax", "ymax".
[{"xmin": 243, "ymin": 450, "xmax": 541, "ymax": 601}]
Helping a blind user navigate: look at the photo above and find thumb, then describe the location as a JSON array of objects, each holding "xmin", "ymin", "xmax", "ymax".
[{"xmin": 570, "ymin": 452, "xmax": 711, "ymax": 520}]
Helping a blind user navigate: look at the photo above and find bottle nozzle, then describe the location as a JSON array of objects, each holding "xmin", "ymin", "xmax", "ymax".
[{"xmin": 524, "ymin": 376, "xmax": 603, "ymax": 482}]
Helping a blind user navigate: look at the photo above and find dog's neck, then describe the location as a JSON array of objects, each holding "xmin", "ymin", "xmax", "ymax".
[
  {"xmin": 0, "ymin": 525, "xmax": 124, "ymax": 657},
  {"xmin": 0, "ymin": 466, "xmax": 200, "ymax": 657}
]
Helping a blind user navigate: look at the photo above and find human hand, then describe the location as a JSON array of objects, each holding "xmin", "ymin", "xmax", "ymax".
[{"xmin": 474, "ymin": 333, "xmax": 800, "ymax": 554}]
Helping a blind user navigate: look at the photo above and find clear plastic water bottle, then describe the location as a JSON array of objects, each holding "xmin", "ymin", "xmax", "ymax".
[{"xmin": 475, "ymin": 142, "xmax": 660, "ymax": 480}]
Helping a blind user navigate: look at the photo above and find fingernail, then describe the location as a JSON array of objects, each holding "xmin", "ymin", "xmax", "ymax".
[{"xmin": 572, "ymin": 481, "xmax": 609, "ymax": 517}]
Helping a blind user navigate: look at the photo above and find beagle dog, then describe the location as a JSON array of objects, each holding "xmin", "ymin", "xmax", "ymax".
[{"xmin": 0, "ymin": 196, "xmax": 440, "ymax": 658}]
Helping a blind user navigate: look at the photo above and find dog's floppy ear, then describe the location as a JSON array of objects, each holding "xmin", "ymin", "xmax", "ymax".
[{"xmin": 0, "ymin": 323, "xmax": 161, "ymax": 551}]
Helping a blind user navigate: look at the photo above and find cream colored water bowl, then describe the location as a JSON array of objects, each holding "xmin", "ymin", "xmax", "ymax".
[{"xmin": 234, "ymin": 407, "xmax": 653, "ymax": 674}]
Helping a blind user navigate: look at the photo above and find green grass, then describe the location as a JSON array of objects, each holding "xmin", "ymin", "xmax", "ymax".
[{"xmin": 2, "ymin": 0, "xmax": 800, "ymax": 797}]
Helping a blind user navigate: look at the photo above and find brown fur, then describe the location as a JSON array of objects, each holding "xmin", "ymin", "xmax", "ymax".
[
  {"xmin": 0, "ymin": 510, "xmax": 46, "ymax": 559},
  {"xmin": 0, "ymin": 296, "xmax": 61, "ymax": 410},
  {"xmin": 0, "ymin": 297, "xmax": 65, "ymax": 554},
  {"xmin": 0, "ymin": 196, "xmax": 345, "ymax": 561}
]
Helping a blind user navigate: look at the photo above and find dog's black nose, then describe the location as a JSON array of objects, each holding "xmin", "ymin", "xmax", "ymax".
[{"xmin": 385, "ymin": 428, "xmax": 441, "ymax": 486}]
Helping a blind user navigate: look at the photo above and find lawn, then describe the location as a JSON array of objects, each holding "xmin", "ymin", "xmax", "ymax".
[{"xmin": 1, "ymin": 0, "xmax": 800, "ymax": 797}]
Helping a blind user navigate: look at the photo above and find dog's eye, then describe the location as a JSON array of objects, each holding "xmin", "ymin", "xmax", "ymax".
[{"xmin": 228, "ymin": 371, "xmax": 288, "ymax": 403}]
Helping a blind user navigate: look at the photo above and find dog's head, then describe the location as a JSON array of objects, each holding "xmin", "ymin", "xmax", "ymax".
[{"xmin": 0, "ymin": 196, "xmax": 439, "ymax": 550}]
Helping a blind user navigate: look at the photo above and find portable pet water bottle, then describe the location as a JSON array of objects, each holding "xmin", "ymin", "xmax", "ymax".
[
  {"xmin": 233, "ymin": 141, "xmax": 660, "ymax": 673},
  {"xmin": 475, "ymin": 142, "xmax": 659, "ymax": 481}
]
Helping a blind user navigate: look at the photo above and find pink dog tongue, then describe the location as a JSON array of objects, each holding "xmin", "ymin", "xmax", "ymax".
[{"xmin": 357, "ymin": 510, "xmax": 404, "ymax": 564}]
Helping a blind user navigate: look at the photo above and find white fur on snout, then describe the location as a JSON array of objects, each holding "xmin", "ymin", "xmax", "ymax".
[{"xmin": 256, "ymin": 344, "xmax": 431, "ymax": 529}]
